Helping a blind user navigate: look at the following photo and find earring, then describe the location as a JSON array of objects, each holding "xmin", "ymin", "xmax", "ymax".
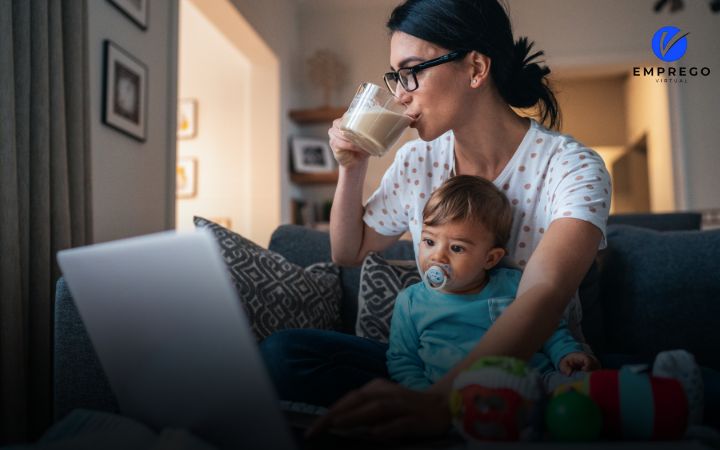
[{"xmin": 472, "ymin": 78, "xmax": 479, "ymax": 86}]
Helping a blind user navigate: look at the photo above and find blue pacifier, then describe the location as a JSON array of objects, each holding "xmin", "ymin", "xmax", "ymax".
[{"xmin": 424, "ymin": 264, "xmax": 451, "ymax": 290}]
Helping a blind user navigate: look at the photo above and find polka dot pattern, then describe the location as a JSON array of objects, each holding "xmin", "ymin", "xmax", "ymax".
[{"xmin": 362, "ymin": 124, "xmax": 611, "ymax": 279}]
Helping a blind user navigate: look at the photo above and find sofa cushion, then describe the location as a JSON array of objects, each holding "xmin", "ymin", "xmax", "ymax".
[
  {"xmin": 194, "ymin": 217, "xmax": 342, "ymax": 340},
  {"xmin": 268, "ymin": 224, "xmax": 415, "ymax": 332},
  {"xmin": 356, "ymin": 253, "xmax": 422, "ymax": 343},
  {"xmin": 598, "ymin": 225, "xmax": 720, "ymax": 369},
  {"xmin": 607, "ymin": 212, "xmax": 702, "ymax": 231}
]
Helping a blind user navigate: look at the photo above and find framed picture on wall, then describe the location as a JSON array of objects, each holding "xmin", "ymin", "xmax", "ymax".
[
  {"xmin": 102, "ymin": 40, "xmax": 148, "ymax": 142},
  {"xmin": 176, "ymin": 157, "xmax": 198, "ymax": 199},
  {"xmin": 108, "ymin": 0, "xmax": 148, "ymax": 30},
  {"xmin": 291, "ymin": 137, "xmax": 335, "ymax": 174},
  {"xmin": 177, "ymin": 99, "xmax": 198, "ymax": 139}
]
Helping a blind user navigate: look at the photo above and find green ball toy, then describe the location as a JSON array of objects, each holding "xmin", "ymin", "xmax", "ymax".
[{"xmin": 545, "ymin": 390, "xmax": 603, "ymax": 441}]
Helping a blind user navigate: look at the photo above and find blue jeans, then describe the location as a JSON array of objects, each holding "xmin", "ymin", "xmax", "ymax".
[{"xmin": 259, "ymin": 329, "xmax": 389, "ymax": 407}]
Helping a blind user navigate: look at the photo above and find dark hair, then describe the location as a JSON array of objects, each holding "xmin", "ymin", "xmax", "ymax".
[
  {"xmin": 423, "ymin": 175, "xmax": 512, "ymax": 249},
  {"xmin": 387, "ymin": 0, "xmax": 561, "ymax": 130}
]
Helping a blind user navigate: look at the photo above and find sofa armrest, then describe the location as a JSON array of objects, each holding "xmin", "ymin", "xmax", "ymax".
[{"xmin": 53, "ymin": 277, "xmax": 119, "ymax": 420}]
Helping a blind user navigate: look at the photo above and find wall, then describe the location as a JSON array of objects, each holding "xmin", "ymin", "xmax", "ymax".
[
  {"xmin": 187, "ymin": 0, "xmax": 281, "ymax": 246},
  {"xmin": 553, "ymin": 75, "xmax": 627, "ymax": 147},
  {"xmin": 87, "ymin": 0, "xmax": 178, "ymax": 243},
  {"xmin": 228, "ymin": 0, "xmax": 301, "ymax": 224},
  {"xmin": 176, "ymin": 1, "xmax": 251, "ymax": 234},
  {"xmin": 625, "ymin": 74, "xmax": 675, "ymax": 212}
]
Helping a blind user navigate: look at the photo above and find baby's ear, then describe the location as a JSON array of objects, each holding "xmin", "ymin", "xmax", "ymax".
[{"xmin": 484, "ymin": 247, "xmax": 506, "ymax": 269}]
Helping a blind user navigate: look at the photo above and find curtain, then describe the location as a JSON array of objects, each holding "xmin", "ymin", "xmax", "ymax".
[{"xmin": 0, "ymin": 0, "xmax": 92, "ymax": 443}]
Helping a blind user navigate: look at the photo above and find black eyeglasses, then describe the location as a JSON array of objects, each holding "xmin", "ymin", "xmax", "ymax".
[{"xmin": 384, "ymin": 50, "xmax": 469, "ymax": 94}]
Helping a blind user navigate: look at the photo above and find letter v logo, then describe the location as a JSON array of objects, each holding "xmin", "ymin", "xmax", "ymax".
[{"xmin": 652, "ymin": 26, "xmax": 689, "ymax": 62}]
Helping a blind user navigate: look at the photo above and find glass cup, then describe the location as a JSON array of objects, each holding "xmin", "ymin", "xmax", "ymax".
[{"xmin": 340, "ymin": 82, "xmax": 412, "ymax": 157}]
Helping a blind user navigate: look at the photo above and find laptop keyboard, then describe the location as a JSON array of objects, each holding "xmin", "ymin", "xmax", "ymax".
[{"xmin": 280, "ymin": 400, "xmax": 328, "ymax": 416}]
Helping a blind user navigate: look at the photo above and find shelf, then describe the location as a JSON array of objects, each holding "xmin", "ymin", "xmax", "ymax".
[
  {"xmin": 290, "ymin": 171, "xmax": 338, "ymax": 185},
  {"xmin": 288, "ymin": 106, "xmax": 347, "ymax": 124}
]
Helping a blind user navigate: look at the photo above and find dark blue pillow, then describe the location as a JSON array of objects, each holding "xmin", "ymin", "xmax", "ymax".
[{"xmin": 599, "ymin": 225, "xmax": 720, "ymax": 369}]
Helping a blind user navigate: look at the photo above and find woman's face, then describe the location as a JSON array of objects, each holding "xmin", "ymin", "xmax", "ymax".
[{"xmin": 389, "ymin": 32, "xmax": 472, "ymax": 141}]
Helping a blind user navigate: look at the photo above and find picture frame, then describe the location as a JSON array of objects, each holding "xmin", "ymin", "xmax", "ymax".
[
  {"xmin": 177, "ymin": 99, "xmax": 198, "ymax": 140},
  {"xmin": 102, "ymin": 40, "xmax": 148, "ymax": 142},
  {"xmin": 209, "ymin": 217, "xmax": 232, "ymax": 229},
  {"xmin": 108, "ymin": 0, "xmax": 148, "ymax": 30},
  {"xmin": 291, "ymin": 137, "xmax": 335, "ymax": 173},
  {"xmin": 176, "ymin": 157, "xmax": 198, "ymax": 199}
]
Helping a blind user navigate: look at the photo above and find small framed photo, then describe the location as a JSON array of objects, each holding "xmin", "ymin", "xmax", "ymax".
[
  {"xmin": 291, "ymin": 137, "xmax": 335, "ymax": 173},
  {"xmin": 177, "ymin": 99, "xmax": 198, "ymax": 139},
  {"xmin": 102, "ymin": 41, "xmax": 147, "ymax": 141},
  {"xmin": 176, "ymin": 157, "xmax": 198, "ymax": 199},
  {"xmin": 108, "ymin": 0, "xmax": 148, "ymax": 30},
  {"xmin": 209, "ymin": 217, "xmax": 232, "ymax": 229}
]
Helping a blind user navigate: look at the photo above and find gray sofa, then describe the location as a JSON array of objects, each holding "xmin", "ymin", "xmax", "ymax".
[{"xmin": 53, "ymin": 213, "xmax": 720, "ymax": 427}]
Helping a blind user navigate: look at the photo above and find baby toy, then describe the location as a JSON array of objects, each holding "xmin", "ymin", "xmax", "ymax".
[
  {"xmin": 449, "ymin": 356, "xmax": 544, "ymax": 441},
  {"xmin": 450, "ymin": 351, "xmax": 702, "ymax": 443},
  {"xmin": 549, "ymin": 350, "xmax": 702, "ymax": 441}
]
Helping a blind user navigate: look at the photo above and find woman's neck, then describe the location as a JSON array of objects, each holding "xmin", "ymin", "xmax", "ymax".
[{"xmin": 452, "ymin": 97, "xmax": 530, "ymax": 181}]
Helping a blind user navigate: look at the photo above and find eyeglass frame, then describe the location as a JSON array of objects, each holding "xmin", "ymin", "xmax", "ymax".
[{"xmin": 383, "ymin": 50, "xmax": 470, "ymax": 94}]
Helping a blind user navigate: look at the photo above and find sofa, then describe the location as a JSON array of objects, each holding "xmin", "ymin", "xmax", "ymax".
[{"xmin": 53, "ymin": 213, "xmax": 720, "ymax": 429}]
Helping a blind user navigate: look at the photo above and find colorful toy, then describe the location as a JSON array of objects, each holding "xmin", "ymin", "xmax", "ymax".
[
  {"xmin": 450, "ymin": 356, "xmax": 543, "ymax": 441},
  {"xmin": 545, "ymin": 389, "xmax": 603, "ymax": 441},
  {"xmin": 550, "ymin": 350, "xmax": 703, "ymax": 441},
  {"xmin": 449, "ymin": 351, "xmax": 701, "ymax": 443}
]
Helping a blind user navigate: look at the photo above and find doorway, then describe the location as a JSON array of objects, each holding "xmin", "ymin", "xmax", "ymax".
[{"xmin": 176, "ymin": 0, "xmax": 280, "ymax": 246}]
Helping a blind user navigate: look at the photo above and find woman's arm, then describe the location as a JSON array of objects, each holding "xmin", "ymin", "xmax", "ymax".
[
  {"xmin": 328, "ymin": 118, "xmax": 402, "ymax": 266},
  {"xmin": 308, "ymin": 218, "xmax": 603, "ymax": 438}
]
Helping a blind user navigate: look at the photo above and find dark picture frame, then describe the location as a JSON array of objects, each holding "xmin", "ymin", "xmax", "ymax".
[
  {"xmin": 108, "ymin": 0, "xmax": 148, "ymax": 30},
  {"xmin": 291, "ymin": 137, "xmax": 335, "ymax": 174},
  {"xmin": 102, "ymin": 40, "xmax": 148, "ymax": 142}
]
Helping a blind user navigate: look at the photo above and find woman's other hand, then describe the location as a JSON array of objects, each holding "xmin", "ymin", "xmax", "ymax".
[
  {"xmin": 306, "ymin": 378, "xmax": 451, "ymax": 440},
  {"xmin": 328, "ymin": 118, "xmax": 370, "ymax": 169}
]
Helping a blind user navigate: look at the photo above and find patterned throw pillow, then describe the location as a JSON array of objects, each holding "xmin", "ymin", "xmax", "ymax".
[
  {"xmin": 194, "ymin": 216, "xmax": 342, "ymax": 340},
  {"xmin": 356, "ymin": 252, "xmax": 421, "ymax": 343}
]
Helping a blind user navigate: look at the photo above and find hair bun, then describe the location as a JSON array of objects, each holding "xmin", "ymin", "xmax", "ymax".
[{"xmin": 503, "ymin": 37, "xmax": 550, "ymax": 108}]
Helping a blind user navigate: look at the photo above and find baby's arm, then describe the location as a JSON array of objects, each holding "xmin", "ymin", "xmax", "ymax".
[
  {"xmin": 542, "ymin": 319, "xmax": 587, "ymax": 371},
  {"xmin": 386, "ymin": 290, "xmax": 433, "ymax": 390}
]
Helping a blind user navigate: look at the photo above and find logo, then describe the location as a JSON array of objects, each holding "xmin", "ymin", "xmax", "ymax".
[{"xmin": 651, "ymin": 26, "xmax": 689, "ymax": 62}]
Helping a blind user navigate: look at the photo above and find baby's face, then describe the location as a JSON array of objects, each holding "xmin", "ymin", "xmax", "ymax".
[{"xmin": 419, "ymin": 219, "xmax": 503, "ymax": 294}]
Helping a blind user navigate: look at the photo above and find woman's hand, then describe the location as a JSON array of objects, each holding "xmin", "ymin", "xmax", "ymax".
[
  {"xmin": 328, "ymin": 118, "xmax": 370, "ymax": 169},
  {"xmin": 306, "ymin": 378, "xmax": 452, "ymax": 440}
]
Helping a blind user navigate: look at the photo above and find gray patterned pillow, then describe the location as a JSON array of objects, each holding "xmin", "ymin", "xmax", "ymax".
[
  {"xmin": 194, "ymin": 216, "xmax": 342, "ymax": 340},
  {"xmin": 356, "ymin": 253, "xmax": 421, "ymax": 343}
]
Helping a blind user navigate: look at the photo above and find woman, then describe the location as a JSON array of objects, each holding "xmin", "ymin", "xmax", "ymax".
[{"xmin": 261, "ymin": 0, "xmax": 610, "ymax": 438}]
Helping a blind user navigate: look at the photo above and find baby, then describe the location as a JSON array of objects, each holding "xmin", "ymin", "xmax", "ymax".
[{"xmin": 386, "ymin": 175, "xmax": 598, "ymax": 391}]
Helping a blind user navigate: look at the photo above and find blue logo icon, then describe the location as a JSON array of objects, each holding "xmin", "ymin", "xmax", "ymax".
[{"xmin": 652, "ymin": 26, "xmax": 689, "ymax": 62}]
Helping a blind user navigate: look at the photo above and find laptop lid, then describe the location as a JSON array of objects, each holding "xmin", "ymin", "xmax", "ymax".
[{"xmin": 57, "ymin": 230, "xmax": 297, "ymax": 450}]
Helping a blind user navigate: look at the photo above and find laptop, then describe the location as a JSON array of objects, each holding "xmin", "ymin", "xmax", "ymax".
[{"xmin": 57, "ymin": 229, "xmax": 305, "ymax": 450}]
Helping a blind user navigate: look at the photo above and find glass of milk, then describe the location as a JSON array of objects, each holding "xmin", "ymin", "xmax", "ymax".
[{"xmin": 340, "ymin": 83, "xmax": 412, "ymax": 157}]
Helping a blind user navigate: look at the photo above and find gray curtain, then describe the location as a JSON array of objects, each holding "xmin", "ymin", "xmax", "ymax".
[{"xmin": 0, "ymin": 0, "xmax": 92, "ymax": 443}]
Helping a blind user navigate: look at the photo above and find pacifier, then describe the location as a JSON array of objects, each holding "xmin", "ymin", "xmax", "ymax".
[{"xmin": 424, "ymin": 264, "xmax": 452, "ymax": 290}]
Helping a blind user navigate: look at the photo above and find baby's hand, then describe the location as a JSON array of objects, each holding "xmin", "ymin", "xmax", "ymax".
[{"xmin": 559, "ymin": 352, "xmax": 600, "ymax": 375}]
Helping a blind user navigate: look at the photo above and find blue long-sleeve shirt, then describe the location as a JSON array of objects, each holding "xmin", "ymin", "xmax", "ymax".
[{"xmin": 386, "ymin": 268, "xmax": 583, "ymax": 390}]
